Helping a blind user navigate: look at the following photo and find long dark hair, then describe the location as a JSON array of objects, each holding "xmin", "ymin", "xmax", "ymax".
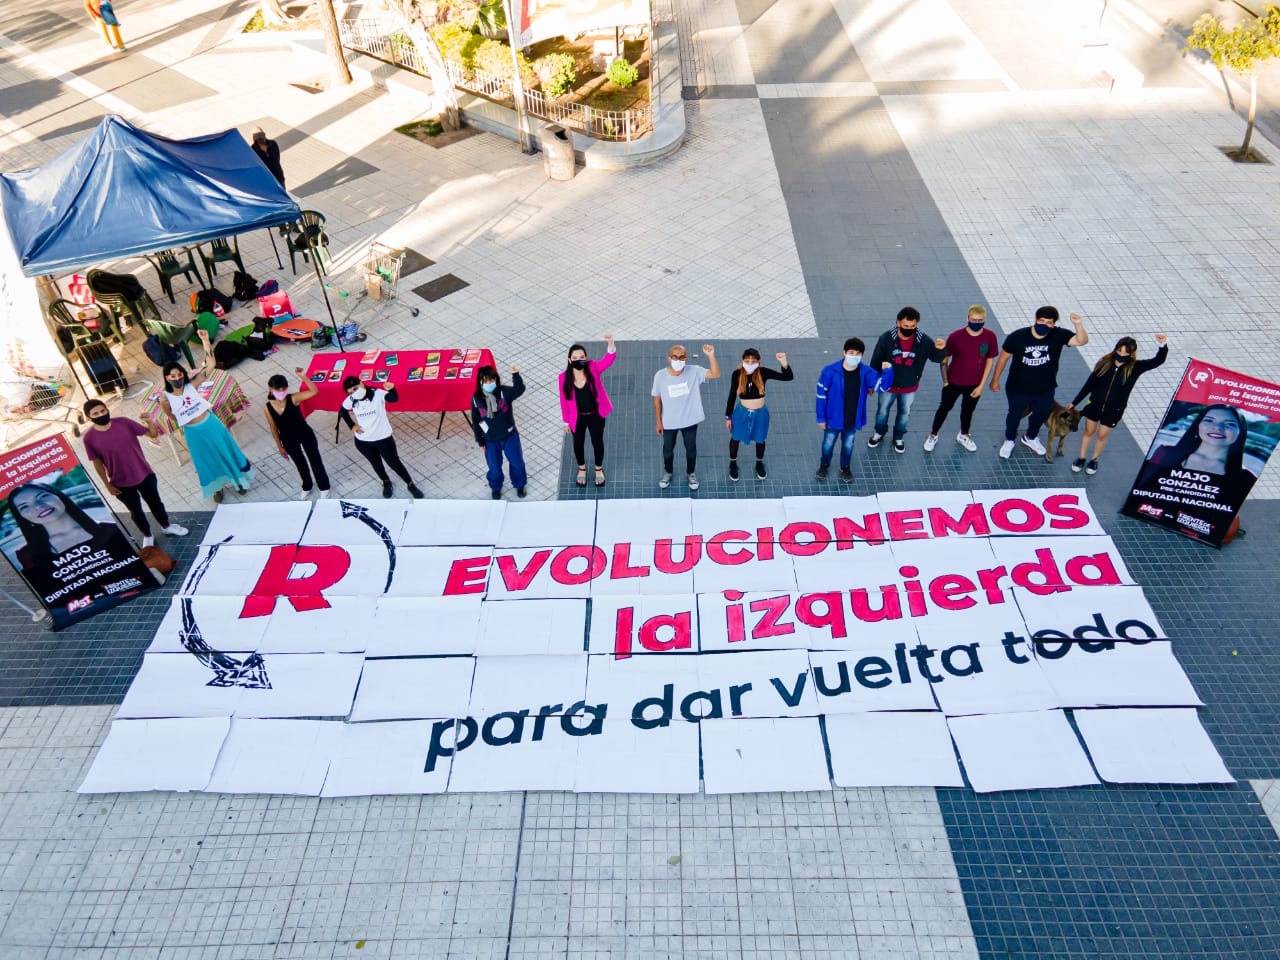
[
  {"xmin": 1150, "ymin": 403, "xmax": 1248, "ymax": 478},
  {"xmin": 1091, "ymin": 336, "xmax": 1139, "ymax": 382},
  {"xmin": 563, "ymin": 343, "xmax": 598, "ymax": 400},
  {"xmin": 162, "ymin": 362, "xmax": 190, "ymax": 394},
  {"xmin": 5, "ymin": 482, "xmax": 102, "ymax": 564},
  {"xmin": 474, "ymin": 365, "xmax": 502, "ymax": 402},
  {"xmin": 737, "ymin": 347, "xmax": 763, "ymax": 397}
]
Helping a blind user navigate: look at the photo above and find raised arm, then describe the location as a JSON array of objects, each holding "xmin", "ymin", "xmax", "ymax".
[
  {"xmin": 1066, "ymin": 312, "xmax": 1088, "ymax": 347},
  {"xmin": 703, "ymin": 344, "xmax": 721, "ymax": 380},
  {"xmin": 292, "ymin": 366, "xmax": 318, "ymax": 403}
]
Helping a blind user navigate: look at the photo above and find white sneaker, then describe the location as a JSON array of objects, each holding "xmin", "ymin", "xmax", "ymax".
[
  {"xmin": 956, "ymin": 433, "xmax": 977, "ymax": 452},
  {"xmin": 142, "ymin": 535, "xmax": 155, "ymax": 548},
  {"xmin": 1019, "ymin": 434, "xmax": 1047, "ymax": 456},
  {"xmin": 161, "ymin": 524, "xmax": 188, "ymax": 536},
  {"xmin": 998, "ymin": 440, "xmax": 1015, "ymax": 459},
  {"xmin": 319, "ymin": 489, "xmax": 331, "ymax": 499},
  {"xmin": 923, "ymin": 434, "xmax": 938, "ymax": 452}
]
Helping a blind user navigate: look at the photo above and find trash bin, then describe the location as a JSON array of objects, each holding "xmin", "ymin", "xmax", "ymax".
[{"xmin": 538, "ymin": 125, "xmax": 576, "ymax": 181}]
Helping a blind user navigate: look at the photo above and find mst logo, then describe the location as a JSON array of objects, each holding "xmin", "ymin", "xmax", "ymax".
[
  {"xmin": 67, "ymin": 595, "xmax": 93, "ymax": 613},
  {"xmin": 1137, "ymin": 503, "xmax": 1164, "ymax": 518},
  {"xmin": 1177, "ymin": 512, "xmax": 1211, "ymax": 534}
]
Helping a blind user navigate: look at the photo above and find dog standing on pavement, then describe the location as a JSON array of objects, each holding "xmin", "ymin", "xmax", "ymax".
[{"xmin": 1019, "ymin": 402, "xmax": 1082, "ymax": 462}]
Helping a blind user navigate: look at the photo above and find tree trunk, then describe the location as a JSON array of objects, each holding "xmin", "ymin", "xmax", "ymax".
[
  {"xmin": 260, "ymin": 0, "xmax": 294, "ymax": 26},
  {"xmin": 398, "ymin": 1, "xmax": 461, "ymax": 131},
  {"xmin": 1240, "ymin": 73, "xmax": 1257, "ymax": 157},
  {"xmin": 315, "ymin": 0, "xmax": 353, "ymax": 87}
]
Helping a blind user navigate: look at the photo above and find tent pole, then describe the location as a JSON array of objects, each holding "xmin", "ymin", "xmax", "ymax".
[
  {"xmin": 308, "ymin": 236, "xmax": 342, "ymax": 350},
  {"xmin": 267, "ymin": 229, "xmax": 283, "ymax": 270}
]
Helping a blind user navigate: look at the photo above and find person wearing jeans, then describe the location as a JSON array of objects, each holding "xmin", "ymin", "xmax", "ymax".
[
  {"xmin": 472, "ymin": 365, "xmax": 528, "ymax": 499},
  {"xmin": 814, "ymin": 338, "xmax": 894, "ymax": 482},
  {"xmin": 652, "ymin": 344, "xmax": 721, "ymax": 491},
  {"xmin": 868, "ymin": 307, "xmax": 946, "ymax": 453}
]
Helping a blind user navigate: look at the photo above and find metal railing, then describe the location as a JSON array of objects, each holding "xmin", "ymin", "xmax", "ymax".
[{"xmin": 339, "ymin": 19, "xmax": 652, "ymax": 142}]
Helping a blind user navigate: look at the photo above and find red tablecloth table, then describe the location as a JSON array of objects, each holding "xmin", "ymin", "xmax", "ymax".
[{"xmin": 301, "ymin": 348, "xmax": 495, "ymax": 437}]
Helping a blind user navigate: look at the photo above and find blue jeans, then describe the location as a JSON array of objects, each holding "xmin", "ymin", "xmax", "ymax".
[
  {"xmin": 873, "ymin": 390, "xmax": 917, "ymax": 441},
  {"xmin": 484, "ymin": 433, "xmax": 527, "ymax": 491},
  {"xmin": 1004, "ymin": 391, "xmax": 1055, "ymax": 442},
  {"xmin": 819, "ymin": 428, "xmax": 859, "ymax": 469}
]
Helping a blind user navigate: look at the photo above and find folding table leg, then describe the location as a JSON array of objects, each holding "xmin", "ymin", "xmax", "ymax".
[{"xmin": 437, "ymin": 411, "xmax": 446, "ymax": 440}]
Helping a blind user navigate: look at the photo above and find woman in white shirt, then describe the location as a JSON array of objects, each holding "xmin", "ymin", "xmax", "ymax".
[{"xmin": 340, "ymin": 376, "xmax": 424, "ymax": 499}]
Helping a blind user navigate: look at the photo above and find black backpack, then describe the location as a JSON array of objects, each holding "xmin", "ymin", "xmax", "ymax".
[
  {"xmin": 213, "ymin": 339, "xmax": 250, "ymax": 369},
  {"xmin": 232, "ymin": 271, "xmax": 260, "ymax": 302},
  {"xmin": 142, "ymin": 334, "xmax": 181, "ymax": 368},
  {"xmin": 193, "ymin": 287, "xmax": 234, "ymax": 315},
  {"xmin": 244, "ymin": 316, "xmax": 276, "ymax": 355}
]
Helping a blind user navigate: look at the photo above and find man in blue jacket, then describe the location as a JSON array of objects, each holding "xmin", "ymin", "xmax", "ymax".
[{"xmin": 815, "ymin": 338, "xmax": 894, "ymax": 482}]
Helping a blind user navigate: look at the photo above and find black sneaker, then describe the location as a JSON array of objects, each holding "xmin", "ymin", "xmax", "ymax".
[
  {"xmin": 893, "ymin": 439, "xmax": 905, "ymax": 454},
  {"xmin": 839, "ymin": 467, "xmax": 853, "ymax": 484},
  {"xmin": 755, "ymin": 461, "xmax": 766, "ymax": 480},
  {"xmin": 867, "ymin": 433, "xmax": 884, "ymax": 448},
  {"xmin": 491, "ymin": 489, "xmax": 502, "ymax": 500},
  {"xmin": 1071, "ymin": 458, "xmax": 1086, "ymax": 473},
  {"xmin": 815, "ymin": 464, "xmax": 829, "ymax": 480},
  {"xmin": 517, "ymin": 487, "xmax": 527, "ymax": 498},
  {"xmin": 729, "ymin": 461, "xmax": 740, "ymax": 482},
  {"xmin": 1085, "ymin": 459, "xmax": 1099, "ymax": 475},
  {"xmin": 382, "ymin": 481, "xmax": 393, "ymax": 499},
  {"xmin": 407, "ymin": 483, "xmax": 424, "ymax": 499}
]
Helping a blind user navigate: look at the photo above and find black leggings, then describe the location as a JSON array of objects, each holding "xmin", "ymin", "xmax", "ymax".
[
  {"xmin": 355, "ymin": 435, "xmax": 413, "ymax": 484},
  {"xmin": 931, "ymin": 383, "xmax": 982, "ymax": 435},
  {"xmin": 573, "ymin": 412, "xmax": 606, "ymax": 468},
  {"xmin": 282, "ymin": 426, "xmax": 330, "ymax": 491},
  {"xmin": 114, "ymin": 472, "xmax": 169, "ymax": 538},
  {"xmin": 728, "ymin": 440, "xmax": 766, "ymax": 460}
]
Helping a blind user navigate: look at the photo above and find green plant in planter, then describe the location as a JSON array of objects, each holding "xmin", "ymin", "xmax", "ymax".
[
  {"xmin": 537, "ymin": 53, "xmax": 577, "ymax": 97},
  {"xmin": 607, "ymin": 58, "xmax": 639, "ymax": 88}
]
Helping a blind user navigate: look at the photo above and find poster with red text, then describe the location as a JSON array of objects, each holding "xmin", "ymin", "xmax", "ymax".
[
  {"xmin": 1122, "ymin": 360, "xmax": 1280, "ymax": 547},
  {"xmin": 0, "ymin": 435, "xmax": 156, "ymax": 628}
]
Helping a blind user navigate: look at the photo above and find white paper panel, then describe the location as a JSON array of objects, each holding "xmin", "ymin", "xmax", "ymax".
[
  {"xmin": 496, "ymin": 500, "xmax": 596, "ymax": 548},
  {"xmin": 691, "ymin": 498, "xmax": 787, "ymax": 540},
  {"xmin": 476, "ymin": 599, "xmax": 586, "ymax": 655},
  {"xmin": 78, "ymin": 718, "xmax": 230, "ymax": 793},
  {"xmin": 947, "ymin": 710, "xmax": 1099, "ymax": 792},
  {"xmin": 1012, "ymin": 585, "xmax": 1167, "ymax": 642},
  {"xmin": 260, "ymin": 596, "xmax": 378, "ymax": 653},
  {"xmin": 989, "ymin": 535, "xmax": 1136, "ymax": 587},
  {"xmin": 350, "ymin": 657, "xmax": 476, "ymax": 720},
  {"xmin": 446, "ymin": 716, "xmax": 580, "ymax": 792},
  {"xmin": 201, "ymin": 501, "xmax": 313, "ymax": 546},
  {"xmin": 887, "ymin": 536, "xmax": 997, "ymax": 584},
  {"xmin": 693, "ymin": 548, "xmax": 796, "ymax": 594},
  {"xmin": 485, "ymin": 546, "xmax": 597, "ymax": 600},
  {"xmin": 928, "ymin": 645, "xmax": 1060, "ymax": 717},
  {"xmin": 204, "ymin": 719, "xmax": 335, "ymax": 794},
  {"xmin": 875, "ymin": 490, "xmax": 979, "ymax": 539},
  {"xmin": 790, "ymin": 541, "xmax": 895, "ymax": 592},
  {"xmin": 595, "ymin": 498, "xmax": 692, "ymax": 545},
  {"xmin": 912, "ymin": 594, "xmax": 1030, "ymax": 652},
  {"xmin": 304, "ymin": 546, "xmax": 392, "ymax": 597},
  {"xmin": 1073, "ymin": 708, "xmax": 1233, "ymax": 784},
  {"xmin": 301, "ymin": 498, "xmax": 410, "ymax": 545},
  {"xmin": 782, "ymin": 496, "xmax": 883, "ymax": 542},
  {"xmin": 320, "ymin": 720, "xmax": 453, "ymax": 796},
  {"xmin": 700, "ymin": 717, "xmax": 830, "ymax": 794},
  {"xmin": 588, "ymin": 595, "xmax": 698, "ymax": 655},
  {"xmin": 696, "ymin": 650, "xmax": 817, "ymax": 717},
  {"xmin": 807, "ymin": 649, "xmax": 939, "ymax": 714},
  {"xmin": 148, "ymin": 596, "xmax": 264, "ymax": 654},
  {"xmin": 467, "ymin": 655, "xmax": 588, "ymax": 715},
  {"xmin": 399, "ymin": 499, "xmax": 506, "ymax": 545},
  {"xmin": 588, "ymin": 542, "xmax": 695, "ymax": 597},
  {"xmin": 826, "ymin": 712, "xmax": 963, "ymax": 786},
  {"xmin": 384, "ymin": 547, "xmax": 493, "ymax": 598},
  {"xmin": 584, "ymin": 653, "xmax": 702, "ymax": 722},
  {"xmin": 368, "ymin": 597, "xmax": 484, "ymax": 655},
  {"xmin": 697, "ymin": 591, "xmax": 813, "ymax": 652},
  {"xmin": 229, "ymin": 654, "xmax": 365, "ymax": 718},
  {"xmin": 119, "ymin": 653, "xmax": 248, "ymax": 718},
  {"xmin": 574, "ymin": 717, "xmax": 700, "ymax": 793},
  {"xmin": 1037, "ymin": 641, "xmax": 1202, "ymax": 708},
  {"xmin": 181, "ymin": 545, "xmax": 275, "ymax": 596},
  {"xmin": 969, "ymin": 488, "xmax": 1105, "ymax": 536}
]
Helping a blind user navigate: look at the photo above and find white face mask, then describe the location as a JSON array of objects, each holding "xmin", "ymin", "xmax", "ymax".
[
  {"xmin": 741, "ymin": 362, "xmax": 759, "ymax": 374},
  {"xmin": 669, "ymin": 359, "xmax": 686, "ymax": 373},
  {"xmin": 843, "ymin": 353, "xmax": 861, "ymax": 368},
  {"xmin": 351, "ymin": 387, "xmax": 367, "ymax": 401},
  {"xmin": 270, "ymin": 389, "xmax": 288, "ymax": 401}
]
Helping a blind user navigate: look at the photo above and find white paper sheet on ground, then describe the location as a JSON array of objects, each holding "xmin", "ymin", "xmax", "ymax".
[
  {"xmin": 399, "ymin": 499, "xmax": 505, "ymax": 545},
  {"xmin": 384, "ymin": 547, "xmax": 493, "ymax": 598},
  {"xmin": 989, "ymin": 535, "xmax": 1135, "ymax": 587},
  {"xmin": 201, "ymin": 501, "xmax": 313, "ymax": 546},
  {"xmin": 691, "ymin": 498, "xmax": 787, "ymax": 540},
  {"xmin": 791, "ymin": 541, "xmax": 895, "ymax": 592},
  {"xmin": 229, "ymin": 653, "xmax": 365, "ymax": 718},
  {"xmin": 476, "ymin": 599, "xmax": 586, "ymax": 655},
  {"xmin": 947, "ymin": 710, "xmax": 1099, "ymax": 792},
  {"xmin": 589, "ymin": 542, "xmax": 695, "ymax": 596},
  {"xmin": 875, "ymin": 490, "xmax": 980, "ymax": 540},
  {"xmin": 574, "ymin": 716, "xmax": 700, "ymax": 793},
  {"xmin": 782, "ymin": 496, "xmax": 884, "ymax": 543},
  {"xmin": 485, "ymin": 546, "xmax": 597, "ymax": 600},
  {"xmin": 78, "ymin": 717, "xmax": 230, "ymax": 793},
  {"xmin": 204, "ymin": 719, "xmax": 336, "ymax": 794},
  {"xmin": 496, "ymin": 500, "xmax": 596, "ymax": 548},
  {"xmin": 467, "ymin": 655, "xmax": 588, "ymax": 715},
  {"xmin": 260, "ymin": 596, "xmax": 378, "ymax": 652},
  {"xmin": 1037, "ymin": 641, "xmax": 1202, "ymax": 708},
  {"xmin": 445, "ymin": 714, "xmax": 581, "ymax": 792},
  {"xmin": 367, "ymin": 597, "xmax": 483, "ymax": 655},
  {"xmin": 181, "ymin": 544, "xmax": 275, "ymax": 596},
  {"xmin": 809, "ymin": 589, "xmax": 922, "ymax": 652},
  {"xmin": 119, "ymin": 653, "xmax": 249, "ymax": 718},
  {"xmin": 299, "ymin": 546, "xmax": 394, "ymax": 597},
  {"xmin": 588, "ymin": 595, "xmax": 699, "ymax": 655},
  {"xmin": 928, "ymin": 643, "xmax": 1060, "ymax": 717},
  {"xmin": 695, "ymin": 650, "xmax": 817, "ymax": 717},
  {"xmin": 300, "ymin": 498, "xmax": 410, "ymax": 546},
  {"xmin": 595, "ymin": 498, "xmax": 692, "ymax": 545},
  {"xmin": 697, "ymin": 591, "xmax": 814, "ymax": 652},
  {"xmin": 320, "ymin": 720, "xmax": 452, "ymax": 796},
  {"xmin": 349, "ymin": 656, "xmax": 476, "ymax": 720},
  {"xmin": 970, "ymin": 488, "xmax": 1105, "ymax": 537},
  {"xmin": 584, "ymin": 653, "xmax": 703, "ymax": 723},
  {"xmin": 1073, "ymin": 708, "xmax": 1233, "ymax": 784},
  {"xmin": 825, "ymin": 712, "xmax": 963, "ymax": 786},
  {"xmin": 807, "ymin": 649, "xmax": 939, "ymax": 714},
  {"xmin": 700, "ymin": 717, "xmax": 830, "ymax": 794},
  {"xmin": 693, "ymin": 547, "xmax": 796, "ymax": 594},
  {"xmin": 147, "ymin": 596, "xmax": 264, "ymax": 654},
  {"xmin": 1012, "ymin": 585, "xmax": 1167, "ymax": 643},
  {"xmin": 887, "ymin": 535, "xmax": 997, "ymax": 585},
  {"xmin": 912, "ymin": 594, "xmax": 1031, "ymax": 653}
]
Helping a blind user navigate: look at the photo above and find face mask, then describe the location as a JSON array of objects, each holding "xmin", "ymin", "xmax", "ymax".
[
  {"xmin": 741, "ymin": 362, "xmax": 759, "ymax": 374},
  {"xmin": 967, "ymin": 321, "xmax": 985, "ymax": 332},
  {"xmin": 843, "ymin": 354, "xmax": 861, "ymax": 368},
  {"xmin": 898, "ymin": 326, "xmax": 916, "ymax": 338},
  {"xmin": 1033, "ymin": 323, "xmax": 1052, "ymax": 337},
  {"xmin": 571, "ymin": 359, "xmax": 589, "ymax": 370},
  {"xmin": 270, "ymin": 389, "xmax": 288, "ymax": 400},
  {"xmin": 1114, "ymin": 355, "xmax": 1131, "ymax": 365},
  {"xmin": 482, "ymin": 382, "xmax": 497, "ymax": 394},
  {"xmin": 89, "ymin": 413, "xmax": 110, "ymax": 426},
  {"xmin": 351, "ymin": 387, "xmax": 367, "ymax": 401},
  {"xmin": 669, "ymin": 359, "xmax": 686, "ymax": 373}
]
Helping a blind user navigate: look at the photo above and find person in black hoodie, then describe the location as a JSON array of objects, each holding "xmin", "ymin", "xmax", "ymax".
[
  {"xmin": 471, "ymin": 364, "xmax": 527, "ymax": 499},
  {"xmin": 1067, "ymin": 334, "xmax": 1167, "ymax": 474},
  {"xmin": 867, "ymin": 306, "xmax": 946, "ymax": 453}
]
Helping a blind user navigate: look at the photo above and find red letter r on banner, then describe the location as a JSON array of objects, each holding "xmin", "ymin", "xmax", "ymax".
[{"xmin": 240, "ymin": 545, "xmax": 352, "ymax": 618}]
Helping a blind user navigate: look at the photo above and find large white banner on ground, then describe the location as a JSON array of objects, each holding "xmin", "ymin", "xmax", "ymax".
[{"xmin": 78, "ymin": 490, "xmax": 1233, "ymax": 796}]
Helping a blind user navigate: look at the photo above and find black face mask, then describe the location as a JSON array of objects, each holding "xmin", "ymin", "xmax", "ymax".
[
  {"xmin": 1114, "ymin": 355, "xmax": 1131, "ymax": 365},
  {"xmin": 898, "ymin": 326, "xmax": 916, "ymax": 339},
  {"xmin": 571, "ymin": 359, "xmax": 589, "ymax": 370},
  {"xmin": 89, "ymin": 414, "xmax": 111, "ymax": 426}
]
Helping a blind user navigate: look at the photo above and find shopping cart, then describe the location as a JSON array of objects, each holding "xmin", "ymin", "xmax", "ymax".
[
  {"xmin": 363, "ymin": 242, "xmax": 407, "ymax": 302},
  {"xmin": 0, "ymin": 370, "xmax": 84, "ymax": 444}
]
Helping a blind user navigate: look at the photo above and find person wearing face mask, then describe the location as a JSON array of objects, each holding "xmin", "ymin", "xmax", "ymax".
[
  {"xmin": 814, "ymin": 338, "xmax": 894, "ymax": 482},
  {"xmin": 923, "ymin": 305, "xmax": 1000, "ymax": 453},
  {"xmin": 652, "ymin": 344, "xmax": 721, "ymax": 491},
  {"xmin": 723, "ymin": 348, "xmax": 793, "ymax": 481},
  {"xmin": 472, "ymin": 365, "xmax": 527, "ymax": 500},
  {"xmin": 559, "ymin": 334, "xmax": 617, "ymax": 487},
  {"xmin": 341, "ymin": 376, "xmax": 424, "ymax": 499},
  {"xmin": 147, "ymin": 330, "xmax": 254, "ymax": 504},
  {"xmin": 1067, "ymin": 334, "xmax": 1168, "ymax": 474},
  {"xmin": 989, "ymin": 306, "xmax": 1089, "ymax": 459},
  {"xmin": 867, "ymin": 307, "xmax": 947, "ymax": 454},
  {"xmin": 81, "ymin": 400, "xmax": 188, "ymax": 548},
  {"xmin": 265, "ymin": 368, "xmax": 331, "ymax": 498}
]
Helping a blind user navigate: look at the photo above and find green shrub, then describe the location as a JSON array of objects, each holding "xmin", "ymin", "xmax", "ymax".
[
  {"xmin": 606, "ymin": 58, "xmax": 638, "ymax": 88},
  {"xmin": 474, "ymin": 38, "xmax": 535, "ymax": 82},
  {"xmin": 430, "ymin": 22, "xmax": 484, "ymax": 67},
  {"xmin": 536, "ymin": 53, "xmax": 577, "ymax": 97}
]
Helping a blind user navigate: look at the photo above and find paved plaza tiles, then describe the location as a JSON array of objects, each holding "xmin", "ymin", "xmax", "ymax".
[{"xmin": 1, "ymin": 0, "xmax": 1280, "ymax": 956}]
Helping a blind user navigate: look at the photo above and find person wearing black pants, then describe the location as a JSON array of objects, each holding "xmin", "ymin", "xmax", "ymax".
[
  {"xmin": 340, "ymin": 376, "xmax": 424, "ymax": 499},
  {"xmin": 266, "ymin": 369, "xmax": 331, "ymax": 498}
]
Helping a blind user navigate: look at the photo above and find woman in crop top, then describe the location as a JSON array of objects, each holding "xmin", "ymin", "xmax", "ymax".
[
  {"xmin": 265, "ymin": 368, "xmax": 331, "ymax": 498},
  {"xmin": 724, "ymin": 347, "xmax": 793, "ymax": 480},
  {"xmin": 147, "ymin": 330, "xmax": 253, "ymax": 503}
]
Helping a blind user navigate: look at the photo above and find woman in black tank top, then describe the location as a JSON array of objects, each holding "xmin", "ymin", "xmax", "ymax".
[{"xmin": 265, "ymin": 368, "xmax": 331, "ymax": 497}]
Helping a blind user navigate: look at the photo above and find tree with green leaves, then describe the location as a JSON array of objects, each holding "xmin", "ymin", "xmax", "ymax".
[{"xmin": 1186, "ymin": 5, "xmax": 1280, "ymax": 160}]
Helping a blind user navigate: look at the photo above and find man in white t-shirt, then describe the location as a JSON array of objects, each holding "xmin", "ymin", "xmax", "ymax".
[{"xmin": 651, "ymin": 343, "xmax": 721, "ymax": 490}]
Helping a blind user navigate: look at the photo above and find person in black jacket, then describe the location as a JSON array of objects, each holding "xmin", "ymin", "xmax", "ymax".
[
  {"xmin": 471, "ymin": 365, "xmax": 527, "ymax": 499},
  {"xmin": 251, "ymin": 127, "xmax": 286, "ymax": 188},
  {"xmin": 1067, "ymin": 334, "xmax": 1167, "ymax": 474},
  {"xmin": 868, "ymin": 307, "xmax": 946, "ymax": 453},
  {"xmin": 724, "ymin": 347, "xmax": 793, "ymax": 481}
]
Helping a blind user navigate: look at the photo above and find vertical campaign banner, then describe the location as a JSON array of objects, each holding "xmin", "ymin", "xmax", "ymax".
[
  {"xmin": 0, "ymin": 435, "xmax": 157, "ymax": 628},
  {"xmin": 1123, "ymin": 360, "xmax": 1280, "ymax": 547}
]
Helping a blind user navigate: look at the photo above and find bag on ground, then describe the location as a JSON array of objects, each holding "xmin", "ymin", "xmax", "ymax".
[
  {"xmin": 232, "ymin": 271, "xmax": 260, "ymax": 302},
  {"xmin": 258, "ymin": 291, "xmax": 295, "ymax": 319}
]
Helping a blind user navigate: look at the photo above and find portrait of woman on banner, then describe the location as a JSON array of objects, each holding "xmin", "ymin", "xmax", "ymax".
[
  {"xmin": 1137, "ymin": 403, "xmax": 1272, "ymax": 506},
  {"xmin": 0, "ymin": 476, "xmax": 120, "ymax": 596}
]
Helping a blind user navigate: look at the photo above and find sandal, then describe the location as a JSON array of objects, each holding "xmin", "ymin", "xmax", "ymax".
[
  {"xmin": 576, "ymin": 466, "xmax": 587, "ymax": 487},
  {"xmin": 594, "ymin": 467, "xmax": 606, "ymax": 487}
]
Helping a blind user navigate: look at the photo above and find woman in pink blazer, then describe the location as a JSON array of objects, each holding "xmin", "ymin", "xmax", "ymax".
[{"xmin": 559, "ymin": 334, "xmax": 618, "ymax": 486}]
